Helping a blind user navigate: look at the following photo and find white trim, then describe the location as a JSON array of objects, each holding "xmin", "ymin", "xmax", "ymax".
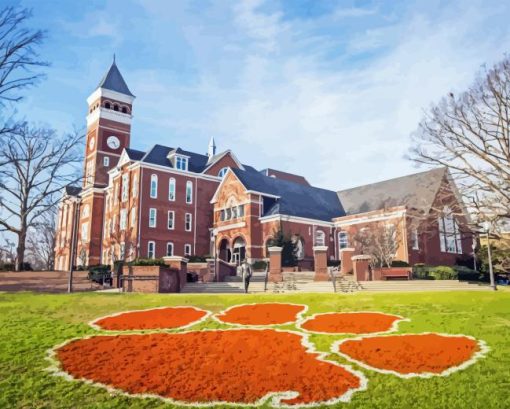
[
  {"xmin": 210, "ymin": 168, "xmax": 247, "ymax": 204},
  {"xmin": 185, "ymin": 212, "xmax": 192, "ymax": 232},
  {"xmin": 213, "ymin": 221, "xmax": 246, "ymax": 234},
  {"xmin": 332, "ymin": 332, "xmax": 489, "ymax": 379},
  {"xmin": 245, "ymin": 190, "xmax": 280, "ymax": 199},
  {"xmin": 86, "ymin": 107, "xmax": 132, "ymax": 127},
  {"xmin": 147, "ymin": 240, "xmax": 156, "ymax": 258},
  {"xmin": 166, "ymin": 242, "xmax": 174, "ymax": 257},
  {"xmin": 149, "ymin": 208, "xmax": 157, "ymax": 228},
  {"xmin": 87, "ymin": 87, "xmax": 135, "ymax": 106},
  {"xmin": 167, "ymin": 210, "xmax": 175, "ymax": 230},
  {"xmin": 296, "ymin": 312, "xmax": 409, "ymax": 336},
  {"xmin": 334, "ymin": 210, "xmax": 407, "ymax": 227},
  {"xmin": 86, "ymin": 149, "xmax": 122, "ymax": 160},
  {"xmin": 150, "ymin": 174, "xmax": 158, "ymax": 198},
  {"xmin": 260, "ymin": 214, "xmax": 334, "ymax": 228},
  {"xmin": 46, "ymin": 327, "xmax": 368, "ymax": 408},
  {"xmin": 186, "ymin": 180, "xmax": 193, "ymax": 204},
  {"xmin": 203, "ymin": 150, "xmax": 245, "ymax": 173}
]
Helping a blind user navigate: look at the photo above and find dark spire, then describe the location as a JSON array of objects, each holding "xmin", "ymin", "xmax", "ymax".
[{"xmin": 96, "ymin": 58, "xmax": 134, "ymax": 97}]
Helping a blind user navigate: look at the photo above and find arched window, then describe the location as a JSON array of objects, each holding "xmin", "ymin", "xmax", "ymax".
[
  {"xmin": 169, "ymin": 178, "xmax": 176, "ymax": 201},
  {"xmin": 186, "ymin": 181, "xmax": 193, "ymax": 204},
  {"xmin": 113, "ymin": 104, "xmax": 119, "ymax": 111},
  {"xmin": 438, "ymin": 206, "xmax": 462, "ymax": 254},
  {"xmin": 315, "ymin": 230, "xmax": 325, "ymax": 246},
  {"xmin": 104, "ymin": 102, "xmax": 111, "ymax": 109},
  {"xmin": 150, "ymin": 174, "xmax": 158, "ymax": 198},
  {"xmin": 218, "ymin": 167, "xmax": 228, "ymax": 178},
  {"xmin": 121, "ymin": 107, "xmax": 127, "ymax": 114},
  {"xmin": 338, "ymin": 231, "xmax": 349, "ymax": 249}
]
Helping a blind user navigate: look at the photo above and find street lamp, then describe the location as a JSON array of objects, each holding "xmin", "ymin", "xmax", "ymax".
[{"xmin": 482, "ymin": 221, "xmax": 497, "ymax": 291}]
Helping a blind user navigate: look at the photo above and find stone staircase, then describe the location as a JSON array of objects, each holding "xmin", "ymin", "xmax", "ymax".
[
  {"xmin": 358, "ymin": 280, "xmax": 489, "ymax": 292},
  {"xmin": 181, "ymin": 269, "xmax": 489, "ymax": 294}
]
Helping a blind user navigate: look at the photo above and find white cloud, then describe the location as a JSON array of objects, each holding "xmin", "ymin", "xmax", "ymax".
[{"xmin": 131, "ymin": 0, "xmax": 510, "ymax": 191}]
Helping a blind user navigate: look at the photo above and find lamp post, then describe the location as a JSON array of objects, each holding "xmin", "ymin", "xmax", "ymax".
[{"xmin": 482, "ymin": 222, "xmax": 497, "ymax": 291}]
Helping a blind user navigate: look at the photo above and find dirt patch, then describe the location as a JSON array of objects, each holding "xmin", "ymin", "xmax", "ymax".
[
  {"xmin": 337, "ymin": 333, "xmax": 480, "ymax": 376},
  {"xmin": 92, "ymin": 307, "xmax": 209, "ymax": 331},
  {"xmin": 56, "ymin": 329, "xmax": 363, "ymax": 406},
  {"xmin": 300, "ymin": 312, "xmax": 404, "ymax": 334},
  {"xmin": 215, "ymin": 303, "xmax": 306, "ymax": 326}
]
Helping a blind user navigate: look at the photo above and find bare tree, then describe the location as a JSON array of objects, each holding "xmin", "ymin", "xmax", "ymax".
[
  {"xmin": 352, "ymin": 220, "xmax": 402, "ymax": 268},
  {"xmin": 26, "ymin": 204, "xmax": 56, "ymax": 270},
  {"xmin": 0, "ymin": 6, "xmax": 46, "ymax": 105},
  {"xmin": 0, "ymin": 124, "xmax": 83, "ymax": 270},
  {"xmin": 410, "ymin": 56, "xmax": 510, "ymax": 229}
]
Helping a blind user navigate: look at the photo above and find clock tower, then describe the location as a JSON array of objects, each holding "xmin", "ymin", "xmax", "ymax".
[
  {"xmin": 78, "ymin": 58, "xmax": 135, "ymax": 266},
  {"xmin": 84, "ymin": 58, "xmax": 135, "ymax": 188}
]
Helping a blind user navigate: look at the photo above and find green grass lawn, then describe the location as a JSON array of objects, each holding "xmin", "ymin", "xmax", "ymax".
[{"xmin": 1, "ymin": 290, "xmax": 509, "ymax": 408}]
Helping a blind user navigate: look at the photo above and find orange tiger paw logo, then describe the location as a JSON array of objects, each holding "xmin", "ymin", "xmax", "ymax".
[{"xmin": 46, "ymin": 303, "xmax": 488, "ymax": 407}]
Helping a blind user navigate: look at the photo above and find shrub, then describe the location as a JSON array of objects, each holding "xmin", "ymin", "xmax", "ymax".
[
  {"xmin": 252, "ymin": 260, "xmax": 268, "ymax": 270},
  {"xmin": 412, "ymin": 264, "xmax": 458, "ymax": 280},
  {"xmin": 429, "ymin": 266, "xmax": 457, "ymax": 280},
  {"xmin": 458, "ymin": 271, "xmax": 490, "ymax": 282},
  {"xmin": 391, "ymin": 260, "xmax": 410, "ymax": 267},
  {"xmin": 188, "ymin": 256, "xmax": 207, "ymax": 263},
  {"xmin": 129, "ymin": 258, "xmax": 166, "ymax": 267}
]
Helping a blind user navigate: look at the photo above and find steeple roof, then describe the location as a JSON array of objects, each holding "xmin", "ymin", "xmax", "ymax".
[{"xmin": 97, "ymin": 59, "xmax": 134, "ymax": 96}]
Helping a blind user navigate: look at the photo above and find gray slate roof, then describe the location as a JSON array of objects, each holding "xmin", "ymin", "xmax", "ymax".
[
  {"xmin": 337, "ymin": 168, "xmax": 447, "ymax": 215},
  {"xmin": 232, "ymin": 168, "xmax": 345, "ymax": 222},
  {"xmin": 97, "ymin": 61, "xmax": 134, "ymax": 96},
  {"xmin": 65, "ymin": 185, "xmax": 82, "ymax": 197},
  {"xmin": 137, "ymin": 144, "xmax": 259, "ymax": 174},
  {"xmin": 125, "ymin": 148, "xmax": 145, "ymax": 161}
]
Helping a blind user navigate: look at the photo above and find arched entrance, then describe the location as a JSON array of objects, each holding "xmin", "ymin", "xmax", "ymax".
[
  {"xmin": 218, "ymin": 238, "xmax": 231, "ymax": 263},
  {"xmin": 232, "ymin": 237, "xmax": 246, "ymax": 266}
]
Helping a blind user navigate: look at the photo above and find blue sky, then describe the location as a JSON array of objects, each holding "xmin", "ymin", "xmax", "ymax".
[{"xmin": 10, "ymin": 0, "xmax": 510, "ymax": 190}]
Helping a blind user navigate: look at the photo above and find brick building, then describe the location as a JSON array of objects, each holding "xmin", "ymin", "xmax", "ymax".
[{"xmin": 54, "ymin": 60, "xmax": 473, "ymax": 271}]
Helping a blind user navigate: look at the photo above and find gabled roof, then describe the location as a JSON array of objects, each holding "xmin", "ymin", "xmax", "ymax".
[
  {"xmin": 65, "ymin": 185, "xmax": 82, "ymax": 197},
  {"xmin": 337, "ymin": 168, "xmax": 447, "ymax": 215},
  {"xmin": 97, "ymin": 61, "xmax": 134, "ymax": 97},
  {"xmin": 141, "ymin": 144, "xmax": 210, "ymax": 173},
  {"xmin": 231, "ymin": 168, "xmax": 345, "ymax": 222},
  {"xmin": 125, "ymin": 148, "xmax": 145, "ymax": 161},
  {"xmin": 203, "ymin": 150, "xmax": 245, "ymax": 172}
]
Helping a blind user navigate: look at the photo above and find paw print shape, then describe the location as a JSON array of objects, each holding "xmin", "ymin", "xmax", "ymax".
[{"xmin": 46, "ymin": 303, "xmax": 488, "ymax": 407}]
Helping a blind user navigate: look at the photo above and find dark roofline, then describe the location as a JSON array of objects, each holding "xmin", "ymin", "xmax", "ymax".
[{"xmin": 337, "ymin": 167, "xmax": 447, "ymax": 194}]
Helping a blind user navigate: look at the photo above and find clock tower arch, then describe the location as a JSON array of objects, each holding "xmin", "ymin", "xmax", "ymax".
[{"xmin": 78, "ymin": 58, "xmax": 135, "ymax": 266}]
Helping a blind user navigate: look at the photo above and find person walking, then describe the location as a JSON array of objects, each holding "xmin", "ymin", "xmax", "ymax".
[{"xmin": 241, "ymin": 260, "xmax": 252, "ymax": 293}]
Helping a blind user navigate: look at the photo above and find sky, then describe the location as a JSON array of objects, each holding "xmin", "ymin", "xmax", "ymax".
[{"xmin": 9, "ymin": 0, "xmax": 510, "ymax": 190}]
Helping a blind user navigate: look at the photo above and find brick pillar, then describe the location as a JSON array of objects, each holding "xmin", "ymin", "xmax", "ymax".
[
  {"xmin": 163, "ymin": 256, "xmax": 189, "ymax": 291},
  {"xmin": 205, "ymin": 258, "xmax": 216, "ymax": 283},
  {"xmin": 352, "ymin": 255, "xmax": 372, "ymax": 281},
  {"xmin": 313, "ymin": 246, "xmax": 329, "ymax": 281},
  {"xmin": 339, "ymin": 248, "xmax": 355, "ymax": 274},
  {"xmin": 268, "ymin": 246, "xmax": 283, "ymax": 282}
]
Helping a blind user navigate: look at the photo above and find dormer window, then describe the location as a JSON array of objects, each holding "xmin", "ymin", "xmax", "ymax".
[
  {"xmin": 176, "ymin": 156, "xmax": 188, "ymax": 171},
  {"xmin": 167, "ymin": 150, "xmax": 190, "ymax": 171}
]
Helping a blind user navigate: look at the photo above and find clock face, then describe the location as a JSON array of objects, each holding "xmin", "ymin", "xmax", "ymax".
[
  {"xmin": 107, "ymin": 136, "xmax": 120, "ymax": 150},
  {"xmin": 89, "ymin": 136, "xmax": 95, "ymax": 150}
]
